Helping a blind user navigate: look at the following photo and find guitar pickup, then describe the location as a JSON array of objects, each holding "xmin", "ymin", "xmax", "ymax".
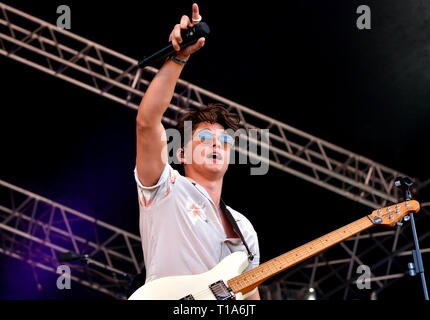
[{"xmin": 209, "ymin": 280, "xmax": 234, "ymax": 300}]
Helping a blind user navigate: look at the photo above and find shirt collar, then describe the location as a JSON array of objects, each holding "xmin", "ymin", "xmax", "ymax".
[
  {"xmin": 185, "ymin": 176, "xmax": 214, "ymax": 205},
  {"xmin": 185, "ymin": 177, "xmax": 241, "ymax": 222}
]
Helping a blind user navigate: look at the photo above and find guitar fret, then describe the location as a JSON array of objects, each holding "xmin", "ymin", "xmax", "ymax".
[
  {"xmin": 328, "ymin": 233, "xmax": 338, "ymax": 241},
  {"xmin": 319, "ymin": 238, "xmax": 327, "ymax": 248},
  {"xmin": 309, "ymin": 240, "xmax": 322, "ymax": 251},
  {"xmin": 322, "ymin": 235, "xmax": 331, "ymax": 245},
  {"xmin": 301, "ymin": 245, "xmax": 311, "ymax": 255},
  {"xmin": 273, "ymin": 259, "xmax": 284, "ymax": 270},
  {"xmin": 338, "ymin": 228, "xmax": 351, "ymax": 236}
]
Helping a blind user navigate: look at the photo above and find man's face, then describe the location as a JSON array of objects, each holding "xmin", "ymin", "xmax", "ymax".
[{"xmin": 183, "ymin": 122, "xmax": 234, "ymax": 177}]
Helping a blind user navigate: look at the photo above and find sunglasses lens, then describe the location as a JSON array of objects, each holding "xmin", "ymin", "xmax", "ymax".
[
  {"xmin": 197, "ymin": 130, "xmax": 234, "ymax": 147},
  {"xmin": 198, "ymin": 130, "xmax": 213, "ymax": 143},
  {"xmin": 220, "ymin": 134, "xmax": 234, "ymax": 146}
]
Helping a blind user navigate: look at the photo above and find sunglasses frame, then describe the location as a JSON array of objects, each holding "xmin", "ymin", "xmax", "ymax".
[{"xmin": 194, "ymin": 129, "xmax": 235, "ymax": 147}]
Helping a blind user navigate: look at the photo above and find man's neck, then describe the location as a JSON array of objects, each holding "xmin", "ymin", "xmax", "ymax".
[{"xmin": 185, "ymin": 171, "xmax": 223, "ymax": 207}]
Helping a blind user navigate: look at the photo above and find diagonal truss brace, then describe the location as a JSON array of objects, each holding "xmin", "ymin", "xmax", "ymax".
[{"xmin": 0, "ymin": 179, "xmax": 143, "ymax": 299}]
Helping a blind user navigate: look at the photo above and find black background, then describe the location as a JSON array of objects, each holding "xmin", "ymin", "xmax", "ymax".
[{"xmin": 0, "ymin": 0, "xmax": 429, "ymax": 300}]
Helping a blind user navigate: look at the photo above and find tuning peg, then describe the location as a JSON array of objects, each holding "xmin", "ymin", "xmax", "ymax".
[
  {"xmin": 404, "ymin": 215, "xmax": 410, "ymax": 222},
  {"xmin": 396, "ymin": 221, "xmax": 403, "ymax": 226}
]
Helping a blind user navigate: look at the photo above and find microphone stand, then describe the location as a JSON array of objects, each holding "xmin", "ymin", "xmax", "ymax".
[
  {"xmin": 58, "ymin": 252, "xmax": 135, "ymax": 296},
  {"xmin": 408, "ymin": 212, "xmax": 429, "ymax": 300},
  {"xmin": 83, "ymin": 256, "xmax": 133, "ymax": 281},
  {"xmin": 395, "ymin": 177, "xmax": 429, "ymax": 300}
]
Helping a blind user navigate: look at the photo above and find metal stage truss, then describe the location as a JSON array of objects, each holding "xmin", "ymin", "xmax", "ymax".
[
  {"xmin": 0, "ymin": 179, "xmax": 143, "ymax": 299},
  {"xmin": 0, "ymin": 2, "xmax": 428, "ymax": 299}
]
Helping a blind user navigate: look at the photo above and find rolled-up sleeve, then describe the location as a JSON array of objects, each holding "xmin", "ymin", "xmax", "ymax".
[{"xmin": 134, "ymin": 163, "xmax": 177, "ymax": 209}]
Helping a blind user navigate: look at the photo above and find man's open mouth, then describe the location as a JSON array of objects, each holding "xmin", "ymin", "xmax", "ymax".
[{"xmin": 207, "ymin": 152, "xmax": 222, "ymax": 161}]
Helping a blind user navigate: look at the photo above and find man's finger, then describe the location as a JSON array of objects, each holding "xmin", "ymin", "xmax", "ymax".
[
  {"xmin": 173, "ymin": 24, "xmax": 182, "ymax": 45},
  {"xmin": 187, "ymin": 37, "xmax": 205, "ymax": 54},
  {"xmin": 192, "ymin": 3, "xmax": 200, "ymax": 22},
  {"xmin": 180, "ymin": 15, "xmax": 191, "ymax": 29},
  {"xmin": 171, "ymin": 25, "xmax": 182, "ymax": 49}
]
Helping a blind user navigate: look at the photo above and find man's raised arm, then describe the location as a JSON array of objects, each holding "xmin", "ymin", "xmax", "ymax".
[{"xmin": 136, "ymin": 3, "xmax": 205, "ymax": 187}]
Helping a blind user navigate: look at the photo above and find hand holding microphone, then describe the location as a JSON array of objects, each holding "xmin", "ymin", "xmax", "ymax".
[
  {"xmin": 169, "ymin": 3, "xmax": 206, "ymax": 59},
  {"xmin": 138, "ymin": 3, "xmax": 209, "ymax": 68}
]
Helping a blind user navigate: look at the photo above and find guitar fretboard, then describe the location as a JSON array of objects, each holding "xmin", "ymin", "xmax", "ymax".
[{"xmin": 227, "ymin": 216, "xmax": 374, "ymax": 295}]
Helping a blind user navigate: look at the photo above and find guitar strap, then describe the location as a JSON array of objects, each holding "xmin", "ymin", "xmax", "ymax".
[{"xmin": 220, "ymin": 198, "xmax": 254, "ymax": 262}]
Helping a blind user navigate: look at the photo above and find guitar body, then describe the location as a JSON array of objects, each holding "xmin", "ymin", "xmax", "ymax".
[{"xmin": 128, "ymin": 251, "xmax": 249, "ymax": 300}]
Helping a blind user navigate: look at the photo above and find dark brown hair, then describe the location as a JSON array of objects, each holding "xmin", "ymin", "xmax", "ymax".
[{"xmin": 176, "ymin": 103, "xmax": 241, "ymax": 148}]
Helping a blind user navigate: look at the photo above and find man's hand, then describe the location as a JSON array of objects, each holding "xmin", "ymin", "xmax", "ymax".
[{"xmin": 168, "ymin": 3, "xmax": 205, "ymax": 59}]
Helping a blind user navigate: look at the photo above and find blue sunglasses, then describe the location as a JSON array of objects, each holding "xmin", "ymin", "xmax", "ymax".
[{"xmin": 196, "ymin": 129, "xmax": 234, "ymax": 147}]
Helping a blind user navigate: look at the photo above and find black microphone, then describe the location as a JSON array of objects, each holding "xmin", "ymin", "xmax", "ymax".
[
  {"xmin": 138, "ymin": 22, "xmax": 210, "ymax": 68},
  {"xmin": 58, "ymin": 251, "xmax": 89, "ymax": 262}
]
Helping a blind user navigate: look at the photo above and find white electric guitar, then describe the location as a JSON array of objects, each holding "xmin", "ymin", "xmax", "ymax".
[{"xmin": 128, "ymin": 200, "xmax": 420, "ymax": 300}]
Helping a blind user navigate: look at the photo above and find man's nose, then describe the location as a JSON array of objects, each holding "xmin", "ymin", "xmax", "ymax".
[{"xmin": 212, "ymin": 136, "xmax": 221, "ymax": 149}]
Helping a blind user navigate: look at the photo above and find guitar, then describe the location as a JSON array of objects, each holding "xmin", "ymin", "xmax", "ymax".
[{"xmin": 128, "ymin": 200, "xmax": 420, "ymax": 300}]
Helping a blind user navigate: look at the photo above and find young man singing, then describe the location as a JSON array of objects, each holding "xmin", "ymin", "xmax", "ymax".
[{"xmin": 134, "ymin": 3, "xmax": 260, "ymax": 300}]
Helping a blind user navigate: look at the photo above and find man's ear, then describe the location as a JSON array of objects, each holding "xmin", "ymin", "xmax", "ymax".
[{"xmin": 176, "ymin": 148, "xmax": 185, "ymax": 164}]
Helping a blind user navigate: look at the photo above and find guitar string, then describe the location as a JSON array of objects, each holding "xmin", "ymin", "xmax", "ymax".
[
  {"xmin": 189, "ymin": 255, "xmax": 304, "ymax": 299},
  {"xmin": 186, "ymin": 276, "xmax": 259, "ymax": 299},
  {"xmin": 187, "ymin": 281, "xmax": 249, "ymax": 299},
  {"xmin": 191, "ymin": 286, "xmax": 233, "ymax": 299},
  {"xmin": 190, "ymin": 223, "xmax": 367, "ymax": 299},
  {"xmin": 178, "ymin": 219, "xmax": 373, "ymax": 299}
]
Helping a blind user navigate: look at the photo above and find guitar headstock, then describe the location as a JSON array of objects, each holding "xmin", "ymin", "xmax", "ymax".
[{"xmin": 368, "ymin": 200, "xmax": 420, "ymax": 227}]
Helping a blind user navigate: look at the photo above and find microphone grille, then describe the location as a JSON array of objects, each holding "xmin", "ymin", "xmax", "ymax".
[{"xmin": 194, "ymin": 22, "xmax": 210, "ymax": 37}]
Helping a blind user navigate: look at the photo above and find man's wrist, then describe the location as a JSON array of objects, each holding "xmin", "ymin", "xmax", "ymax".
[
  {"xmin": 171, "ymin": 55, "xmax": 188, "ymax": 65},
  {"xmin": 169, "ymin": 54, "xmax": 189, "ymax": 66},
  {"xmin": 174, "ymin": 53, "xmax": 190, "ymax": 60}
]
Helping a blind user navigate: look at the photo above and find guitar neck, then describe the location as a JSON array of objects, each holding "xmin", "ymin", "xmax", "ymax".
[{"xmin": 227, "ymin": 215, "xmax": 374, "ymax": 295}]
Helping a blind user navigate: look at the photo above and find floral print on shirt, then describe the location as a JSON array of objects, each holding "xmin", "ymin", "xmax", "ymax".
[{"xmin": 185, "ymin": 199, "xmax": 208, "ymax": 225}]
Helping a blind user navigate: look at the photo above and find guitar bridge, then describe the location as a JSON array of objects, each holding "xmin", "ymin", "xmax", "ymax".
[{"xmin": 209, "ymin": 280, "xmax": 234, "ymax": 300}]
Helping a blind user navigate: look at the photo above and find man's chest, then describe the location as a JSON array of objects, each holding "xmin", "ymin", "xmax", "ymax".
[
  {"xmin": 174, "ymin": 185, "xmax": 240, "ymax": 240},
  {"xmin": 217, "ymin": 208, "xmax": 240, "ymax": 239}
]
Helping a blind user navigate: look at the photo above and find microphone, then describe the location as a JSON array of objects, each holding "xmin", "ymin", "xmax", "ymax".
[
  {"xmin": 138, "ymin": 22, "xmax": 210, "ymax": 68},
  {"xmin": 57, "ymin": 251, "xmax": 132, "ymax": 280},
  {"xmin": 58, "ymin": 251, "xmax": 89, "ymax": 262}
]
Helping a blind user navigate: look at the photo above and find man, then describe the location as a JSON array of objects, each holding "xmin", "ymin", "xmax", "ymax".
[{"xmin": 134, "ymin": 3, "xmax": 260, "ymax": 300}]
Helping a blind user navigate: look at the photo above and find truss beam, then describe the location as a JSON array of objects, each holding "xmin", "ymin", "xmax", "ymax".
[{"xmin": 0, "ymin": 179, "xmax": 143, "ymax": 299}]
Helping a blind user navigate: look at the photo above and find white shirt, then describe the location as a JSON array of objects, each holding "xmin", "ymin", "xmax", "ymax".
[{"xmin": 134, "ymin": 163, "xmax": 260, "ymax": 283}]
